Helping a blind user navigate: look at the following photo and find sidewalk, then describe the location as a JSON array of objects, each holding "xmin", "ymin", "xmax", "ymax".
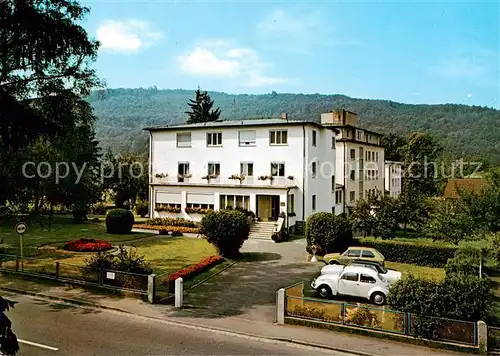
[{"xmin": 0, "ymin": 275, "xmax": 463, "ymax": 356}]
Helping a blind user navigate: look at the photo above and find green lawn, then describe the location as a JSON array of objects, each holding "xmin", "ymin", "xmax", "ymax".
[
  {"xmin": 385, "ymin": 261, "xmax": 445, "ymax": 281},
  {"xmin": 0, "ymin": 217, "xmax": 152, "ymax": 257}
]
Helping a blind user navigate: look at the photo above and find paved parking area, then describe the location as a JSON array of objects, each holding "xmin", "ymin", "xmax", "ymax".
[{"xmin": 181, "ymin": 238, "xmax": 321, "ymax": 321}]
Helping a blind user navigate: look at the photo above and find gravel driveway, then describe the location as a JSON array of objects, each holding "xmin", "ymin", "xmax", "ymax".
[{"xmin": 180, "ymin": 238, "xmax": 321, "ymax": 321}]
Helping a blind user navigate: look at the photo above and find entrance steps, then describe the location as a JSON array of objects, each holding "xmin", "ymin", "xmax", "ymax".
[{"xmin": 248, "ymin": 222, "xmax": 276, "ymax": 241}]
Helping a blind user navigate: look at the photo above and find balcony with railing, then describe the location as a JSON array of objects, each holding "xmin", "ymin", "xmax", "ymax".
[{"xmin": 151, "ymin": 174, "xmax": 298, "ymax": 188}]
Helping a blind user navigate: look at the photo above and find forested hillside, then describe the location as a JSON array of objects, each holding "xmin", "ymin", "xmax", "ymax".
[{"xmin": 89, "ymin": 88, "xmax": 500, "ymax": 164}]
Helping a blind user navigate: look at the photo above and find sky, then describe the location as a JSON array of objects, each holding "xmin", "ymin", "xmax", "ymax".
[{"xmin": 81, "ymin": 0, "xmax": 499, "ymax": 108}]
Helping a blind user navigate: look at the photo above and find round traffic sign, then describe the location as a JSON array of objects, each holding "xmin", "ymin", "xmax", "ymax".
[{"xmin": 14, "ymin": 222, "xmax": 27, "ymax": 235}]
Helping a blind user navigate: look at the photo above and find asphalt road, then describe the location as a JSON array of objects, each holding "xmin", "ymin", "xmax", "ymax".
[{"xmin": 7, "ymin": 294, "xmax": 349, "ymax": 356}]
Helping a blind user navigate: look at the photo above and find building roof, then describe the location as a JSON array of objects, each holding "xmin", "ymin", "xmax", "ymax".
[
  {"xmin": 144, "ymin": 118, "xmax": 332, "ymax": 132},
  {"xmin": 443, "ymin": 178, "xmax": 489, "ymax": 198}
]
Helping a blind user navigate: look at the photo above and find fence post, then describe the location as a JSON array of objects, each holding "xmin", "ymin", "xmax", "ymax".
[
  {"xmin": 15, "ymin": 256, "xmax": 19, "ymax": 272},
  {"xmin": 276, "ymin": 288, "xmax": 285, "ymax": 325},
  {"xmin": 147, "ymin": 274, "xmax": 156, "ymax": 303},
  {"xmin": 477, "ymin": 320, "xmax": 487, "ymax": 353},
  {"xmin": 175, "ymin": 277, "xmax": 183, "ymax": 308},
  {"xmin": 55, "ymin": 262, "xmax": 60, "ymax": 279}
]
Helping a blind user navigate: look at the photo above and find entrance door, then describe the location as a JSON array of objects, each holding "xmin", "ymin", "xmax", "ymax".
[{"xmin": 257, "ymin": 195, "xmax": 272, "ymax": 221}]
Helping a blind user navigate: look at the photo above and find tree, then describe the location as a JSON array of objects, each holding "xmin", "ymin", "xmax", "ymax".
[
  {"xmin": 404, "ymin": 132, "xmax": 443, "ymax": 196},
  {"xmin": 306, "ymin": 212, "xmax": 353, "ymax": 254},
  {"xmin": 0, "ymin": 296, "xmax": 19, "ymax": 356},
  {"xmin": 381, "ymin": 133, "xmax": 407, "ymax": 162},
  {"xmin": 423, "ymin": 198, "xmax": 476, "ymax": 245},
  {"xmin": 185, "ymin": 88, "xmax": 221, "ymax": 124},
  {"xmin": 350, "ymin": 195, "xmax": 377, "ymax": 237},
  {"xmin": 372, "ymin": 195, "xmax": 399, "ymax": 239},
  {"xmin": 103, "ymin": 151, "xmax": 148, "ymax": 208},
  {"xmin": 395, "ymin": 185, "xmax": 430, "ymax": 233}
]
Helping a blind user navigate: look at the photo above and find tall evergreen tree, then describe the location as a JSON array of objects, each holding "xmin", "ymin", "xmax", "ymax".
[{"xmin": 185, "ymin": 88, "xmax": 221, "ymax": 124}]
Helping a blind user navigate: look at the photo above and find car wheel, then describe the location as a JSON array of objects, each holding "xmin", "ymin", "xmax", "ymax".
[
  {"xmin": 328, "ymin": 260, "xmax": 340, "ymax": 265},
  {"xmin": 317, "ymin": 285, "xmax": 332, "ymax": 298},
  {"xmin": 371, "ymin": 292, "xmax": 386, "ymax": 306}
]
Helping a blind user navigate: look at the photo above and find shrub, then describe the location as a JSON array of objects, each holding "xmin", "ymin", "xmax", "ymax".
[
  {"xmin": 106, "ymin": 208, "xmax": 135, "ymax": 234},
  {"xmin": 345, "ymin": 307, "xmax": 380, "ymax": 328},
  {"xmin": 359, "ymin": 238, "xmax": 456, "ymax": 267},
  {"xmin": 137, "ymin": 225, "xmax": 199, "ymax": 234},
  {"xmin": 165, "ymin": 255, "xmax": 224, "ymax": 282},
  {"xmin": 91, "ymin": 217, "xmax": 100, "ymax": 223},
  {"xmin": 445, "ymin": 244, "xmax": 483, "ymax": 278},
  {"xmin": 135, "ymin": 199, "xmax": 149, "ymax": 217},
  {"xmin": 158, "ymin": 229, "xmax": 169, "ymax": 235},
  {"xmin": 63, "ymin": 238, "xmax": 112, "ymax": 252},
  {"xmin": 171, "ymin": 231, "xmax": 183, "ymax": 236},
  {"xmin": 91, "ymin": 202, "xmax": 109, "ymax": 215},
  {"xmin": 200, "ymin": 210, "xmax": 250, "ymax": 258},
  {"xmin": 306, "ymin": 212, "xmax": 353, "ymax": 255},
  {"xmin": 389, "ymin": 274, "xmax": 493, "ymax": 328},
  {"xmin": 272, "ymin": 228, "xmax": 290, "ymax": 243},
  {"xmin": 85, "ymin": 251, "xmax": 115, "ymax": 270},
  {"xmin": 289, "ymin": 305, "xmax": 325, "ymax": 319},
  {"xmin": 113, "ymin": 246, "xmax": 153, "ymax": 275},
  {"xmin": 144, "ymin": 217, "xmax": 197, "ymax": 228}
]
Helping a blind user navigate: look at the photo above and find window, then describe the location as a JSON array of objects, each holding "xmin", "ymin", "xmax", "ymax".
[
  {"xmin": 357, "ymin": 131, "xmax": 361, "ymax": 140},
  {"xmin": 239, "ymin": 130, "xmax": 256, "ymax": 146},
  {"xmin": 360, "ymin": 274, "xmax": 376, "ymax": 284},
  {"xmin": 220, "ymin": 195, "xmax": 250, "ymax": 210},
  {"xmin": 240, "ymin": 162, "xmax": 253, "ymax": 176},
  {"xmin": 207, "ymin": 132, "xmax": 222, "ymax": 146},
  {"xmin": 312, "ymin": 130, "xmax": 317, "ymax": 146},
  {"xmin": 331, "ymin": 136, "xmax": 336, "ymax": 149},
  {"xmin": 331, "ymin": 175, "xmax": 335, "ymax": 191},
  {"xmin": 208, "ymin": 162, "xmax": 220, "ymax": 176},
  {"xmin": 361, "ymin": 250, "xmax": 375, "ymax": 258},
  {"xmin": 347, "ymin": 249, "xmax": 361, "ymax": 257},
  {"xmin": 178, "ymin": 162, "xmax": 189, "ymax": 182},
  {"xmin": 187, "ymin": 203, "xmax": 215, "ymax": 210},
  {"xmin": 335, "ymin": 190, "xmax": 342, "ymax": 204},
  {"xmin": 178, "ymin": 162, "xmax": 189, "ymax": 175},
  {"xmin": 350, "ymin": 191, "xmax": 355, "ymax": 202},
  {"xmin": 271, "ymin": 162, "xmax": 285, "ymax": 177},
  {"xmin": 312, "ymin": 195, "xmax": 316, "ymax": 211},
  {"xmin": 312, "ymin": 162, "xmax": 317, "ymax": 178},
  {"xmin": 341, "ymin": 272, "xmax": 359, "ymax": 282},
  {"xmin": 376, "ymin": 152, "xmax": 379, "ymax": 161},
  {"xmin": 350, "ymin": 170, "xmax": 355, "ymax": 180},
  {"xmin": 176, "ymin": 132, "xmax": 191, "ymax": 147},
  {"xmin": 287, "ymin": 194, "xmax": 295, "ymax": 214},
  {"xmin": 270, "ymin": 130, "xmax": 288, "ymax": 145},
  {"xmin": 350, "ymin": 149, "xmax": 356, "ymax": 160}
]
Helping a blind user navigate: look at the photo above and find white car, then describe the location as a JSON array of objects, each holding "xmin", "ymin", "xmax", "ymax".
[
  {"xmin": 320, "ymin": 261, "xmax": 402, "ymax": 284},
  {"xmin": 311, "ymin": 265, "xmax": 400, "ymax": 305}
]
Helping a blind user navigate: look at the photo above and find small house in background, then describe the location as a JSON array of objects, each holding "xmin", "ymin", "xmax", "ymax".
[{"xmin": 443, "ymin": 178, "xmax": 489, "ymax": 198}]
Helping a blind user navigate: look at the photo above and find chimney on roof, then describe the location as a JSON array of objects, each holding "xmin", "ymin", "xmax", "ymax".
[{"xmin": 281, "ymin": 112, "xmax": 288, "ymax": 120}]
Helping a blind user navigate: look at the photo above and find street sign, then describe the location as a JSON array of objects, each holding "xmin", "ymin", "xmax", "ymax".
[{"xmin": 14, "ymin": 222, "xmax": 27, "ymax": 235}]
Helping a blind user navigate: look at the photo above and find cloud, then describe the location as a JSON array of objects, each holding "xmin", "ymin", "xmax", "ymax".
[
  {"xmin": 429, "ymin": 58, "xmax": 486, "ymax": 78},
  {"xmin": 256, "ymin": 8, "xmax": 339, "ymax": 53},
  {"xmin": 97, "ymin": 20, "xmax": 163, "ymax": 53},
  {"xmin": 177, "ymin": 40, "xmax": 288, "ymax": 87}
]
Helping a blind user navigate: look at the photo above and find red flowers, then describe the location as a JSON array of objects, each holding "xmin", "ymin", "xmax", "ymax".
[
  {"xmin": 63, "ymin": 238, "xmax": 112, "ymax": 252},
  {"xmin": 166, "ymin": 255, "xmax": 224, "ymax": 282}
]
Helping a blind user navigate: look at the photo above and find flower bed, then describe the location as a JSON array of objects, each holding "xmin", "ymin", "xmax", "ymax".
[
  {"xmin": 144, "ymin": 217, "xmax": 197, "ymax": 227},
  {"xmin": 163, "ymin": 255, "xmax": 224, "ymax": 284},
  {"xmin": 185, "ymin": 207, "xmax": 214, "ymax": 214},
  {"xmin": 63, "ymin": 238, "xmax": 112, "ymax": 252},
  {"xmin": 133, "ymin": 224, "xmax": 200, "ymax": 234}
]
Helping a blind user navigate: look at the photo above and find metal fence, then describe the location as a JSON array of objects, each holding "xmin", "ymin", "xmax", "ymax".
[
  {"xmin": 488, "ymin": 326, "xmax": 500, "ymax": 352},
  {"xmin": 0, "ymin": 254, "xmax": 149, "ymax": 294},
  {"xmin": 282, "ymin": 281, "xmax": 478, "ymax": 347},
  {"xmin": 154, "ymin": 272, "xmax": 172, "ymax": 303}
]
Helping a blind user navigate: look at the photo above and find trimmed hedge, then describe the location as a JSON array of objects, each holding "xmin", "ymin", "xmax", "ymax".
[
  {"xmin": 106, "ymin": 208, "xmax": 135, "ymax": 234},
  {"xmin": 359, "ymin": 238, "xmax": 457, "ymax": 268}
]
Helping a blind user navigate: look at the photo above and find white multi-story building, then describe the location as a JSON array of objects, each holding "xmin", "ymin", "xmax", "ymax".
[
  {"xmin": 321, "ymin": 109, "xmax": 385, "ymax": 211},
  {"xmin": 145, "ymin": 115, "xmax": 343, "ymax": 234},
  {"xmin": 385, "ymin": 161, "xmax": 403, "ymax": 198}
]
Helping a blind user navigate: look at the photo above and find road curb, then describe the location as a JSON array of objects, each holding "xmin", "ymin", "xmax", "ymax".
[
  {"xmin": 2, "ymin": 286, "xmax": 377, "ymax": 356},
  {"xmin": 0, "ymin": 286, "xmax": 131, "ymax": 315}
]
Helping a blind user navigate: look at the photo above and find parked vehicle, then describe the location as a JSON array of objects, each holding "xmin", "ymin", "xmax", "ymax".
[
  {"xmin": 322, "ymin": 247, "xmax": 385, "ymax": 266},
  {"xmin": 311, "ymin": 265, "xmax": 400, "ymax": 305},
  {"xmin": 320, "ymin": 260, "xmax": 402, "ymax": 284}
]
